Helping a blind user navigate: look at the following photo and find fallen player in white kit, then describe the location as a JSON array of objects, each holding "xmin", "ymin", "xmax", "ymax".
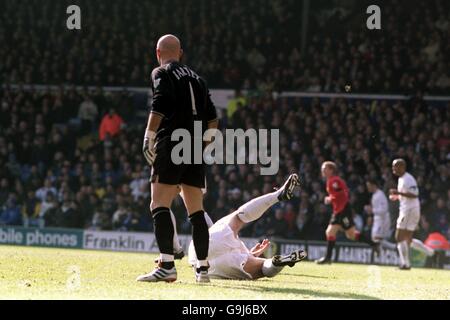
[{"xmin": 188, "ymin": 173, "xmax": 307, "ymax": 280}]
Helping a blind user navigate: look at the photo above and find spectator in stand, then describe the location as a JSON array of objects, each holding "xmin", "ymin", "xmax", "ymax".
[
  {"xmin": 0, "ymin": 84, "xmax": 448, "ymax": 241},
  {"xmin": 35, "ymin": 179, "xmax": 57, "ymax": 202},
  {"xmin": 39, "ymin": 191, "xmax": 58, "ymax": 227},
  {"xmin": 0, "ymin": 195, "xmax": 22, "ymax": 226},
  {"xmin": 129, "ymin": 171, "xmax": 149, "ymax": 201},
  {"xmin": 2, "ymin": 0, "xmax": 449, "ymax": 94},
  {"xmin": 22, "ymin": 190, "xmax": 41, "ymax": 227},
  {"xmin": 90, "ymin": 202, "xmax": 113, "ymax": 231},
  {"xmin": 121, "ymin": 208, "xmax": 141, "ymax": 231},
  {"xmin": 112, "ymin": 197, "xmax": 130, "ymax": 230},
  {"xmin": 55, "ymin": 192, "xmax": 82, "ymax": 228},
  {"xmin": 0, "ymin": 178, "xmax": 9, "ymax": 206},
  {"xmin": 296, "ymin": 199, "xmax": 311, "ymax": 239},
  {"xmin": 78, "ymin": 93, "xmax": 99, "ymax": 135},
  {"xmin": 284, "ymin": 203, "xmax": 297, "ymax": 239},
  {"xmin": 267, "ymin": 208, "xmax": 288, "ymax": 238},
  {"xmin": 226, "ymin": 89, "xmax": 248, "ymax": 120},
  {"xmin": 99, "ymin": 108, "xmax": 124, "ymax": 141},
  {"xmin": 134, "ymin": 195, "xmax": 152, "ymax": 232},
  {"xmin": 427, "ymin": 198, "xmax": 449, "ymax": 236}
]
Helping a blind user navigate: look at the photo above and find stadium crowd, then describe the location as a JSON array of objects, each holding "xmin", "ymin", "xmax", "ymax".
[
  {"xmin": 1, "ymin": 86, "xmax": 449, "ymax": 243},
  {"xmin": 0, "ymin": 0, "xmax": 449, "ymax": 243},
  {"xmin": 1, "ymin": 0, "xmax": 449, "ymax": 94}
]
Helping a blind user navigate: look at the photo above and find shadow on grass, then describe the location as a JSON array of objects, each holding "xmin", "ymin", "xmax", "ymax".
[
  {"xmin": 212, "ymin": 282, "xmax": 380, "ymax": 300},
  {"xmin": 281, "ymin": 272, "xmax": 329, "ymax": 279}
]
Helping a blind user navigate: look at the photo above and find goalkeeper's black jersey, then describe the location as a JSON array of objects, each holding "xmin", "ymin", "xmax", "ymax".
[{"xmin": 149, "ymin": 61, "xmax": 217, "ymax": 143}]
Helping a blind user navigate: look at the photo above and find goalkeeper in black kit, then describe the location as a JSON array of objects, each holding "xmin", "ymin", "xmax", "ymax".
[{"xmin": 136, "ymin": 34, "xmax": 218, "ymax": 283}]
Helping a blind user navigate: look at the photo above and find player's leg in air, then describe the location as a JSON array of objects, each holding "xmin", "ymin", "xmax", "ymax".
[
  {"xmin": 410, "ymin": 238, "xmax": 434, "ymax": 257},
  {"xmin": 230, "ymin": 174, "xmax": 307, "ymax": 279},
  {"xmin": 189, "ymin": 173, "xmax": 307, "ymax": 280}
]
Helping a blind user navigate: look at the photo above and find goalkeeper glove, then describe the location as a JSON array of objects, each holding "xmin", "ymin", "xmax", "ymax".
[{"xmin": 143, "ymin": 131, "xmax": 156, "ymax": 166}]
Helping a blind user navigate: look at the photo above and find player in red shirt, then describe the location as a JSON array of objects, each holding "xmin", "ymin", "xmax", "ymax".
[{"xmin": 316, "ymin": 161, "xmax": 376, "ymax": 264}]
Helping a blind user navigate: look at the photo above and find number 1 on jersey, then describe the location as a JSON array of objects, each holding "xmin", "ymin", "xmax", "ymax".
[{"xmin": 189, "ymin": 82, "xmax": 197, "ymax": 115}]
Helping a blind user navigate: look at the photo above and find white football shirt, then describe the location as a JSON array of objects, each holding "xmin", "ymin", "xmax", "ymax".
[
  {"xmin": 371, "ymin": 189, "xmax": 389, "ymax": 217},
  {"xmin": 397, "ymin": 172, "xmax": 420, "ymax": 211}
]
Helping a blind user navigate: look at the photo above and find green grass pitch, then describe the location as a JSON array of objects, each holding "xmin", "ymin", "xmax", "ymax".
[{"xmin": 0, "ymin": 245, "xmax": 448, "ymax": 300}]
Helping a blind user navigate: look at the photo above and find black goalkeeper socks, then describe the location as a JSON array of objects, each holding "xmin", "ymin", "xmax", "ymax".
[
  {"xmin": 152, "ymin": 207, "xmax": 174, "ymax": 257},
  {"xmin": 161, "ymin": 261, "xmax": 175, "ymax": 269},
  {"xmin": 189, "ymin": 210, "xmax": 209, "ymax": 261},
  {"xmin": 196, "ymin": 266, "xmax": 209, "ymax": 273}
]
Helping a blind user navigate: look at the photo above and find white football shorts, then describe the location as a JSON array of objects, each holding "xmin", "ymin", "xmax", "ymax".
[
  {"xmin": 396, "ymin": 207, "xmax": 420, "ymax": 231},
  {"xmin": 371, "ymin": 214, "xmax": 391, "ymax": 240},
  {"xmin": 188, "ymin": 214, "xmax": 253, "ymax": 280}
]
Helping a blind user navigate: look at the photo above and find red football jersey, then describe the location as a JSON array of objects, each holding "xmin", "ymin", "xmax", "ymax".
[{"xmin": 326, "ymin": 175, "xmax": 349, "ymax": 214}]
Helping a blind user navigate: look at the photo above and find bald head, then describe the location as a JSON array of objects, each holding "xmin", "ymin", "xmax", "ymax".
[
  {"xmin": 392, "ymin": 158, "xmax": 406, "ymax": 176},
  {"xmin": 156, "ymin": 34, "xmax": 183, "ymax": 65}
]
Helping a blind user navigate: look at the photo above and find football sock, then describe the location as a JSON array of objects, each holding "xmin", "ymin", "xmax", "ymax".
[
  {"xmin": 169, "ymin": 210, "xmax": 183, "ymax": 253},
  {"xmin": 189, "ymin": 210, "xmax": 209, "ymax": 264},
  {"xmin": 160, "ymin": 256, "xmax": 175, "ymax": 270},
  {"xmin": 397, "ymin": 242, "xmax": 405, "ymax": 266},
  {"xmin": 262, "ymin": 259, "xmax": 283, "ymax": 278},
  {"xmin": 235, "ymin": 191, "xmax": 278, "ymax": 223},
  {"xmin": 152, "ymin": 207, "xmax": 174, "ymax": 268},
  {"xmin": 325, "ymin": 235, "xmax": 336, "ymax": 260},
  {"xmin": 397, "ymin": 240, "xmax": 410, "ymax": 267},
  {"xmin": 411, "ymin": 238, "xmax": 434, "ymax": 257},
  {"xmin": 196, "ymin": 266, "xmax": 209, "ymax": 273}
]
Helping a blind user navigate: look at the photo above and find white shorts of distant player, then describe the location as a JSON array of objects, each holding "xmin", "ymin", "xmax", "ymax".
[
  {"xmin": 396, "ymin": 207, "xmax": 421, "ymax": 231},
  {"xmin": 372, "ymin": 214, "xmax": 391, "ymax": 240},
  {"xmin": 188, "ymin": 214, "xmax": 253, "ymax": 280}
]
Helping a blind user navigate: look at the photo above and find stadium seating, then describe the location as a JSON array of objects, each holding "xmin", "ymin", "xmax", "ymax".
[
  {"xmin": 0, "ymin": 86, "xmax": 448, "ymax": 242},
  {"xmin": 1, "ymin": 0, "xmax": 449, "ymax": 94},
  {"xmin": 0, "ymin": 0, "xmax": 448, "ymax": 242}
]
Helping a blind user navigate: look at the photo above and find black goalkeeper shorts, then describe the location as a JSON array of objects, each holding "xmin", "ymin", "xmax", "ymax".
[
  {"xmin": 150, "ymin": 139, "xmax": 205, "ymax": 189},
  {"xmin": 329, "ymin": 204, "xmax": 355, "ymax": 230}
]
